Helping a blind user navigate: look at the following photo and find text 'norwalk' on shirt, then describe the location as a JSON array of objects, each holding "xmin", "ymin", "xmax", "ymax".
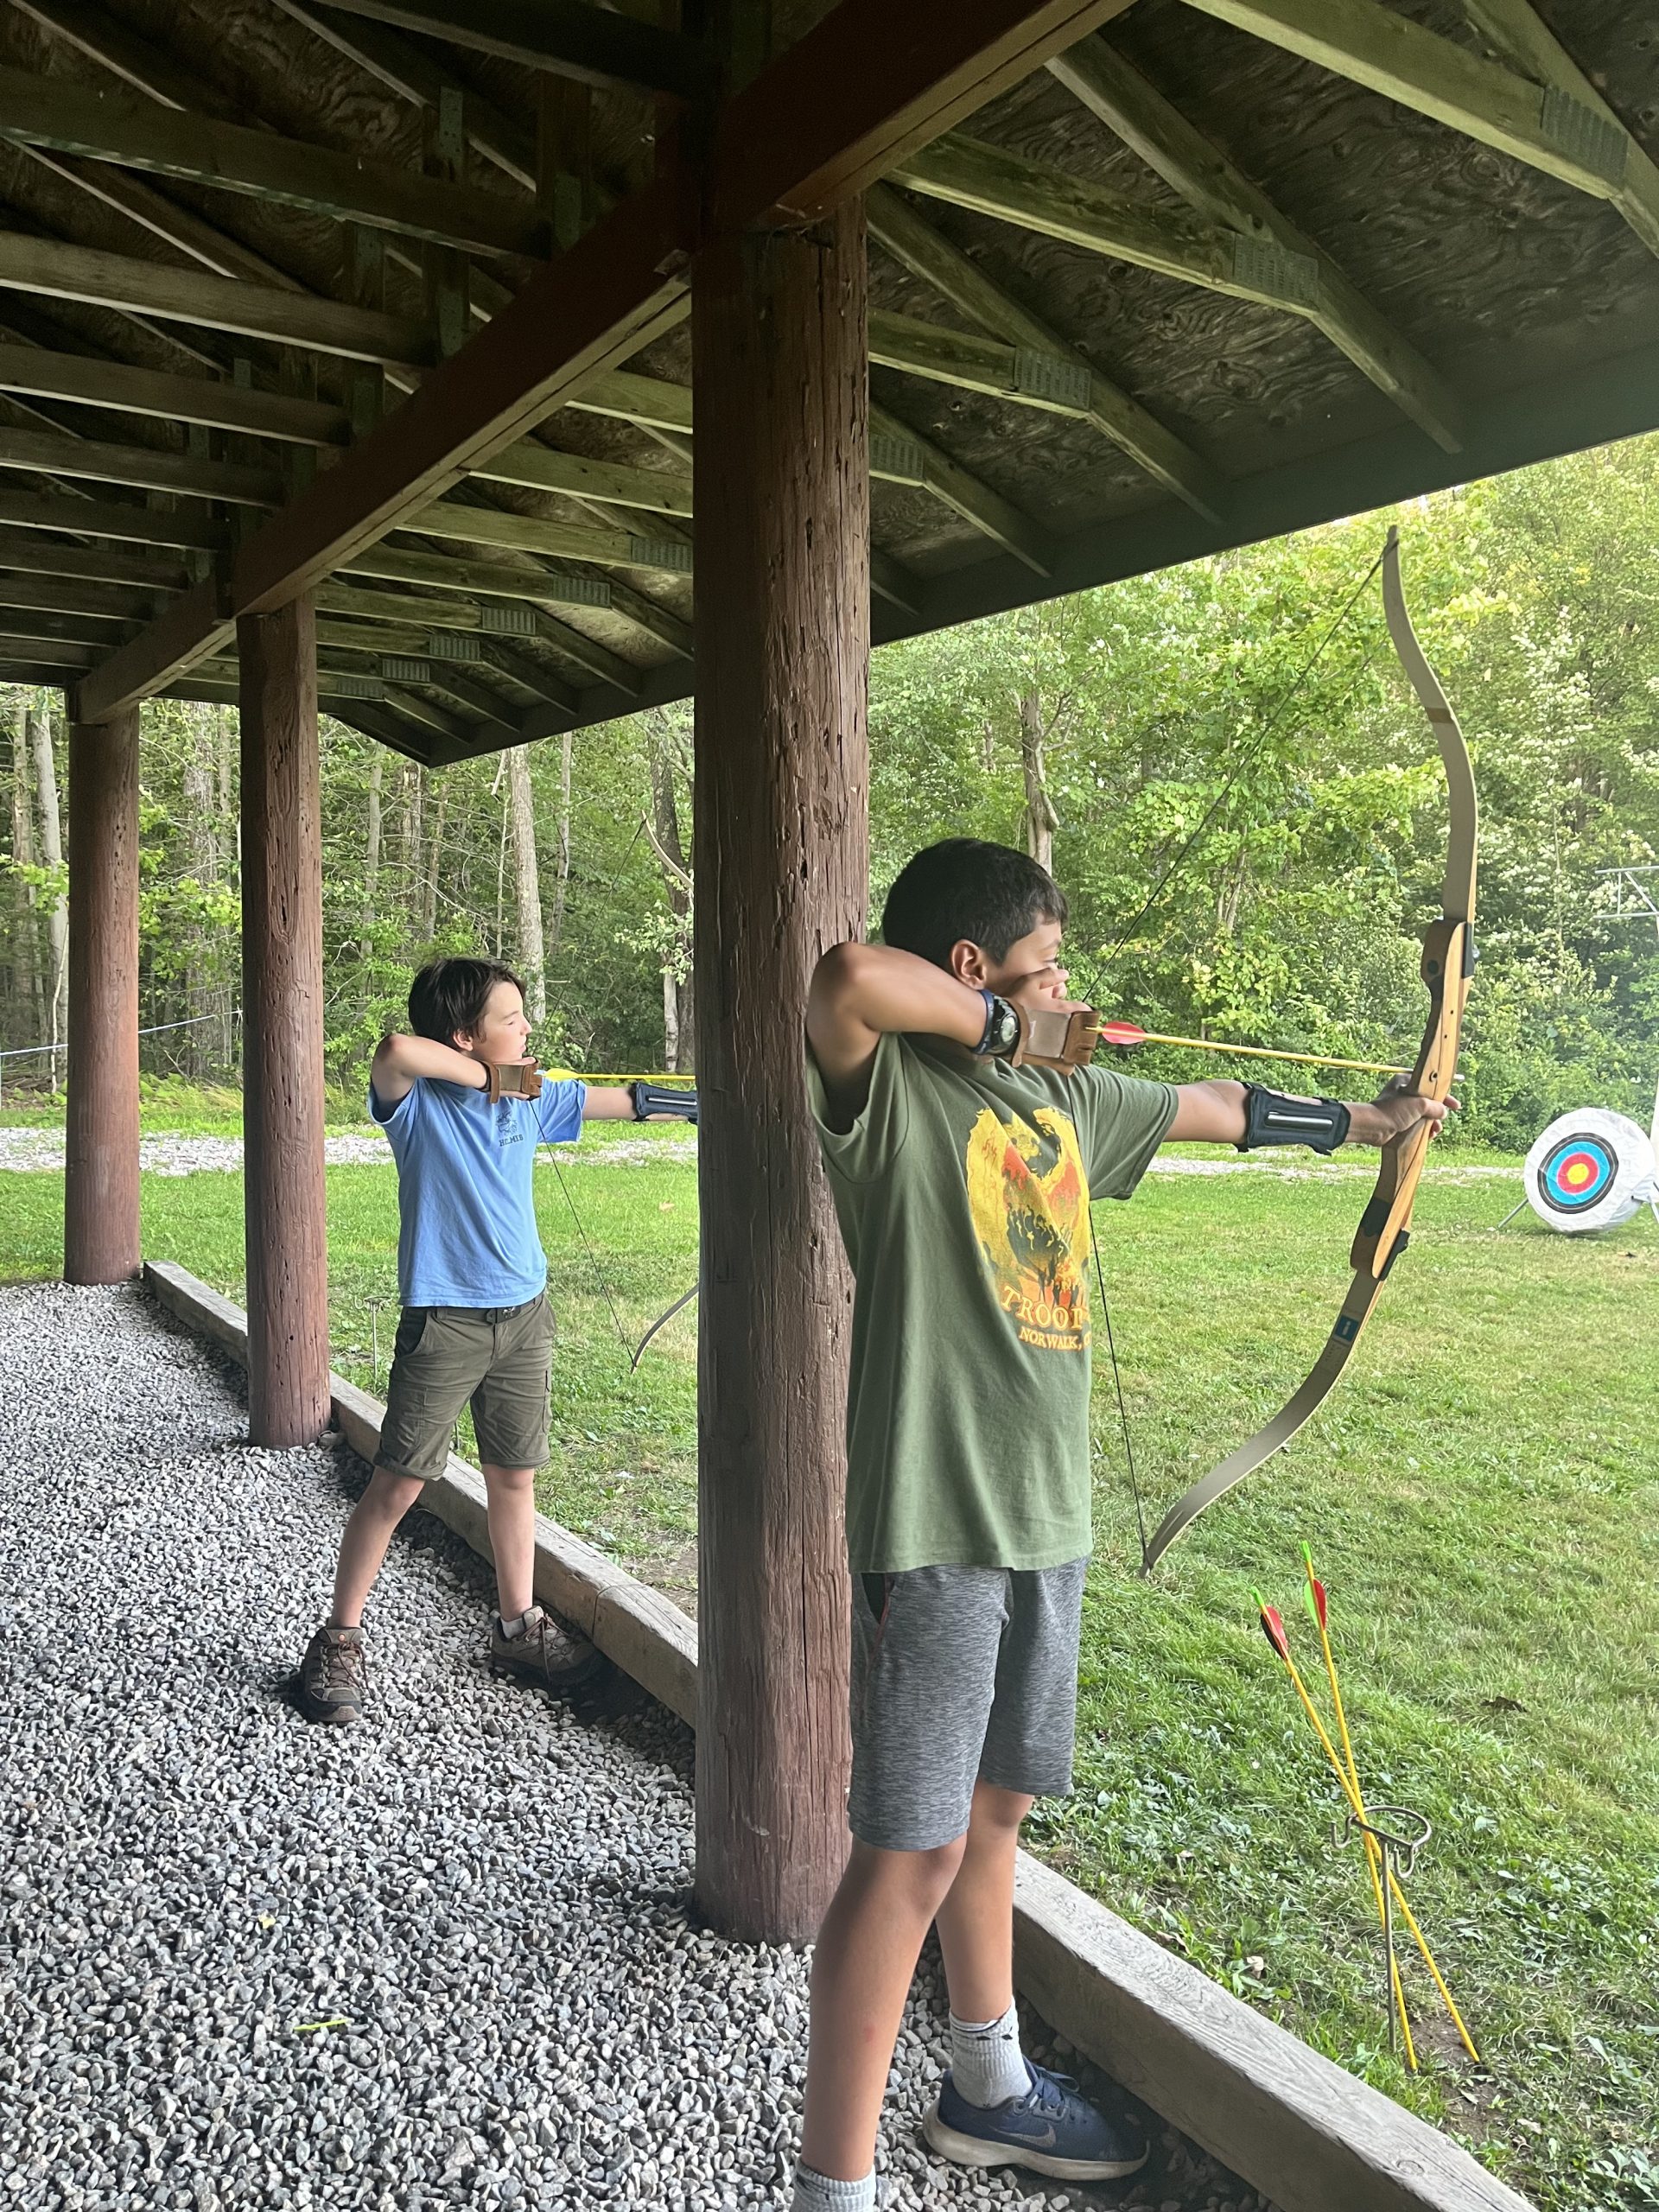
[{"xmin": 809, "ymin": 1032, "xmax": 1177, "ymax": 1576}]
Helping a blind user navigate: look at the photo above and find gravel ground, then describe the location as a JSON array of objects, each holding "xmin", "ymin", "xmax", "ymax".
[{"xmin": 0, "ymin": 1281, "xmax": 1277, "ymax": 2212}]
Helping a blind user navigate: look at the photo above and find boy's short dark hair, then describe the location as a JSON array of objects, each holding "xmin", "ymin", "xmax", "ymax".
[
  {"xmin": 408, "ymin": 957, "xmax": 525, "ymax": 1046},
  {"xmin": 880, "ymin": 839, "xmax": 1068, "ymax": 972}
]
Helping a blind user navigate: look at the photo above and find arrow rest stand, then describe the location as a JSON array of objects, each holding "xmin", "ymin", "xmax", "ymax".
[{"xmin": 1333, "ymin": 1801, "xmax": 1433, "ymax": 2053}]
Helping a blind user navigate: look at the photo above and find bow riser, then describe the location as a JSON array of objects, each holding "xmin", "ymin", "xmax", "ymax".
[{"xmin": 1350, "ymin": 915, "xmax": 1473, "ymax": 1280}]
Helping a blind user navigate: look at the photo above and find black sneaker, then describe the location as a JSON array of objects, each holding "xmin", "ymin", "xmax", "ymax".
[
  {"xmin": 297, "ymin": 1624, "xmax": 366, "ymax": 1726},
  {"xmin": 490, "ymin": 1605, "xmax": 605, "ymax": 1695}
]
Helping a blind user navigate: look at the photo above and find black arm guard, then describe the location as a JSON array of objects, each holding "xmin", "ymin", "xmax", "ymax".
[
  {"xmin": 1238, "ymin": 1084, "xmax": 1351, "ymax": 1155},
  {"xmin": 632, "ymin": 1079, "xmax": 698, "ymax": 1125}
]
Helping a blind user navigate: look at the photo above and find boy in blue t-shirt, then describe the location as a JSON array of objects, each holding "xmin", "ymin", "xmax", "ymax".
[{"xmin": 296, "ymin": 957, "xmax": 696, "ymax": 1726}]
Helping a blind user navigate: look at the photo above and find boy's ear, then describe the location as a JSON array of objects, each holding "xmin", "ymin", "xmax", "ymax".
[{"xmin": 949, "ymin": 938, "xmax": 989, "ymax": 988}]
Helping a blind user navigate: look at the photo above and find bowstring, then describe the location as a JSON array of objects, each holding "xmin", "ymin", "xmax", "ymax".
[
  {"xmin": 1089, "ymin": 1205, "xmax": 1149, "ymax": 1568},
  {"xmin": 1074, "ymin": 543, "xmax": 1386, "ymax": 1566},
  {"xmin": 532, "ymin": 1084, "xmax": 639, "ymax": 1365}
]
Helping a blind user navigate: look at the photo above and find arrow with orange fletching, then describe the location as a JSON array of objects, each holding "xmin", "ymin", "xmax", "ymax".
[{"xmin": 1096, "ymin": 1019, "xmax": 1408, "ymax": 1079}]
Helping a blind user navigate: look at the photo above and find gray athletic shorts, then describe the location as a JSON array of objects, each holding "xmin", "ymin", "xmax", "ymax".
[{"xmin": 848, "ymin": 1558, "xmax": 1089, "ymax": 1853}]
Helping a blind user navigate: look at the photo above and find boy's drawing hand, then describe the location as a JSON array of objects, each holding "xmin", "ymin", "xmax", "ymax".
[
  {"xmin": 1010, "ymin": 999, "xmax": 1101, "ymax": 1075},
  {"xmin": 486, "ymin": 1058, "xmax": 543, "ymax": 1103},
  {"xmin": 1346, "ymin": 1077, "xmax": 1457, "ymax": 1147}
]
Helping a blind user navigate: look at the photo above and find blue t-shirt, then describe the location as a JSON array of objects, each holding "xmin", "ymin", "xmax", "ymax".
[{"xmin": 369, "ymin": 1075, "xmax": 586, "ymax": 1307}]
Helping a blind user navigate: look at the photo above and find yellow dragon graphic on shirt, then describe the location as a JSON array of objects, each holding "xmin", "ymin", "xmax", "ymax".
[{"xmin": 963, "ymin": 1103, "xmax": 1090, "ymax": 1353}]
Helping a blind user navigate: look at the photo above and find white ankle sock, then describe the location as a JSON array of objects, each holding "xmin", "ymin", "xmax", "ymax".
[
  {"xmin": 949, "ymin": 2001, "xmax": 1030, "ymax": 2107},
  {"xmin": 791, "ymin": 2162, "xmax": 875, "ymax": 2211}
]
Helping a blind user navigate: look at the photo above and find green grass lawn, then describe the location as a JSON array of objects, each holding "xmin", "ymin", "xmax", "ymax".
[{"xmin": 3, "ymin": 1108, "xmax": 1655, "ymax": 2212}]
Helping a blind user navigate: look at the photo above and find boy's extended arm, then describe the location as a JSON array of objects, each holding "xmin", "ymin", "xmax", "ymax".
[
  {"xmin": 806, "ymin": 941, "xmax": 986, "ymax": 1120},
  {"xmin": 582, "ymin": 1085, "xmax": 638, "ymax": 1121},
  {"xmin": 371, "ymin": 1032, "xmax": 488, "ymax": 1109},
  {"xmin": 1166, "ymin": 1076, "xmax": 1452, "ymax": 1148}
]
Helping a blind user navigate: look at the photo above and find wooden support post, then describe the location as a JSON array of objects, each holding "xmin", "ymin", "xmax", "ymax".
[
  {"xmin": 239, "ymin": 595, "xmax": 331, "ymax": 1446},
  {"xmin": 64, "ymin": 706, "xmax": 140, "ymax": 1284},
  {"xmin": 692, "ymin": 199, "xmax": 870, "ymax": 1943}
]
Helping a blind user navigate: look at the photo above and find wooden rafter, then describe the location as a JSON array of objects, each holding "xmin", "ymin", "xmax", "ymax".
[
  {"xmin": 867, "ymin": 181, "xmax": 1222, "ymax": 519},
  {"xmin": 895, "ymin": 131, "xmax": 1345, "ymax": 313},
  {"xmin": 79, "ymin": 0, "xmax": 1136, "ymax": 719},
  {"xmin": 1181, "ymin": 0, "xmax": 1659, "ymax": 259},
  {"xmin": 0, "ymin": 232, "xmax": 430, "ymax": 365},
  {"xmin": 870, "ymin": 400, "xmax": 1051, "ymax": 575},
  {"xmin": 312, "ymin": 0, "xmax": 717, "ymax": 101},
  {"xmin": 0, "ymin": 486, "xmax": 226, "ymax": 551},
  {"xmin": 868, "ymin": 299, "xmax": 1223, "ymax": 518},
  {"xmin": 0, "ymin": 66, "xmax": 549, "ymax": 257},
  {"xmin": 0, "ymin": 342, "xmax": 347, "ymax": 444},
  {"xmin": 266, "ymin": 0, "xmax": 537, "ymax": 189},
  {"xmin": 1047, "ymin": 34, "xmax": 1465, "ymax": 451},
  {"xmin": 0, "ymin": 423, "xmax": 284, "ymax": 506}
]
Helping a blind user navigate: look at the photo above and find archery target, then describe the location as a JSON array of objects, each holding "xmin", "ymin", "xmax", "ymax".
[{"xmin": 1522, "ymin": 1109, "xmax": 1657, "ymax": 1234}]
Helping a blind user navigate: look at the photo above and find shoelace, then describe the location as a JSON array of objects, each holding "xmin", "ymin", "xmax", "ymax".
[
  {"xmin": 323, "ymin": 1637, "xmax": 365, "ymax": 1690},
  {"xmin": 1024, "ymin": 2065, "xmax": 1084, "ymax": 2119}
]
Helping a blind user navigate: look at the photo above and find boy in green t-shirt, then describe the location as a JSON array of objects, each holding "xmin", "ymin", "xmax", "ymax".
[{"xmin": 793, "ymin": 838, "xmax": 1448, "ymax": 2211}]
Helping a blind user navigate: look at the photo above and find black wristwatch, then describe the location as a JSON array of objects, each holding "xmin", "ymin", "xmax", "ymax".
[{"xmin": 973, "ymin": 990, "xmax": 1022, "ymax": 1060}]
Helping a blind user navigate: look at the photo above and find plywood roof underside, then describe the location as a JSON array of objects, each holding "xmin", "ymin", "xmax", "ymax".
[{"xmin": 0, "ymin": 0, "xmax": 1655, "ymax": 761}]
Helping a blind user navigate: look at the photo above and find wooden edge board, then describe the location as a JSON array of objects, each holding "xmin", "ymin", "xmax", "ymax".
[{"xmin": 142, "ymin": 1260, "xmax": 1539, "ymax": 2212}]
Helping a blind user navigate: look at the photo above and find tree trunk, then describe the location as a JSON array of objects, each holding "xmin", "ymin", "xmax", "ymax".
[
  {"xmin": 647, "ymin": 715, "xmax": 693, "ymax": 1071},
  {"xmin": 9, "ymin": 704, "xmax": 41, "ymax": 1047},
  {"xmin": 361, "ymin": 745, "xmax": 383, "ymax": 964},
  {"xmin": 422, "ymin": 771, "xmax": 447, "ymax": 942},
  {"xmin": 181, "ymin": 706, "xmax": 219, "ymax": 1079},
  {"xmin": 506, "ymin": 745, "xmax": 545, "ymax": 1023},
  {"xmin": 548, "ymin": 728, "xmax": 574, "ymax": 955},
  {"xmin": 1019, "ymin": 685, "xmax": 1058, "ymax": 877},
  {"xmin": 29, "ymin": 703, "xmax": 67, "ymax": 1092},
  {"xmin": 404, "ymin": 761, "xmax": 426, "ymax": 909}
]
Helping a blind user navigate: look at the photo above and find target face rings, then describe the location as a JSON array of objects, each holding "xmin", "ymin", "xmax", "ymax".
[
  {"xmin": 1538, "ymin": 1135, "xmax": 1616, "ymax": 1214},
  {"xmin": 1523, "ymin": 1109, "xmax": 1656, "ymax": 1235}
]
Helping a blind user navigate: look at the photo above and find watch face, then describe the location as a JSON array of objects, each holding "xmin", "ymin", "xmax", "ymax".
[{"xmin": 988, "ymin": 998, "xmax": 1021, "ymax": 1057}]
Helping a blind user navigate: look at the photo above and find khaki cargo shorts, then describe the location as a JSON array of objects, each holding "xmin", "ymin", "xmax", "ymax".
[{"xmin": 377, "ymin": 1293, "xmax": 553, "ymax": 1480}]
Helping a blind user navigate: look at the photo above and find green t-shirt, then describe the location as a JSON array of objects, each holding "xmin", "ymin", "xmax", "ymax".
[{"xmin": 809, "ymin": 1033, "xmax": 1178, "ymax": 1574}]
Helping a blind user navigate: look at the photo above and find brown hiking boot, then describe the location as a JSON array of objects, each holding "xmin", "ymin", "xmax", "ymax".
[
  {"xmin": 490, "ymin": 1605, "xmax": 604, "ymax": 1696},
  {"xmin": 297, "ymin": 1624, "xmax": 366, "ymax": 1726}
]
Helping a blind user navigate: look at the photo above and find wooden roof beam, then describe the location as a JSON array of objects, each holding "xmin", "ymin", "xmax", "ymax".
[
  {"xmin": 895, "ymin": 131, "xmax": 1355, "ymax": 315},
  {"xmin": 401, "ymin": 497, "xmax": 691, "ymax": 576},
  {"xmin": 867, "ymin": 182, "xmax": 1221, "ymax": 518},
  {"xmin": 334, "ymin": 542, "xmax": 644, "ymax": 692},
  {"xmin": 1459, "ymin": 0, "xmax": 1659, "ymax": 262},
  {"xmin": 0, "ymin": 570, "xmax": 157, "ymax": 620},
  {"xmin": 1047, "ymin": 35, "xmax": 1465, "ymax": 451},
  {"xmin": 314, "ymin": 0, "xmax": 717, "ymax": 102},
  {"xmin": 267, "ymin": 0, "xmax": 538, "ymax": 191},
  {"xmin": 0, "ymin": 423, "xmax": 283, "ymax": 506},
  {"xmin": 0, "ymin": 232, "xmax": 430, "ymax": 366},
  {"xmin": 75, "ymin": 0, "xmax": 1142, "ymax": 719},
  {"xmin": 0, "ymin": 486, "xmax": 226, "ymax": 552},
  {"xmin": 0, "ymin": 66, "xmax": 548, "ymax": 260},
  {"xmin": 870, "ymin": 401, "xmax": 1051, "ymax": 575},
  {"xmin": 868, "ymin": 302, "xmax": 1224, "ymax": 518},
  {"xmin": 0, "ymin": 525, "xmax": 186, "ymax": 588},
  {"xmin": 0, "ymin": 342, "xmax": 347, "ymax": 446},
  {"xmin": 1181, "ymin": 0, "xmax": 1659, "ymax": 260},
  {"xmin": 473, "ymin": 441, "xmax": 693, "ymax": 518}
]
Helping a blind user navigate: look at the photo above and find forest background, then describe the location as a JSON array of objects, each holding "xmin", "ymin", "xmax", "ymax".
[{"xmin": 4, "ymin": 435, "xmax": 1659, "ymax": 1136}]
